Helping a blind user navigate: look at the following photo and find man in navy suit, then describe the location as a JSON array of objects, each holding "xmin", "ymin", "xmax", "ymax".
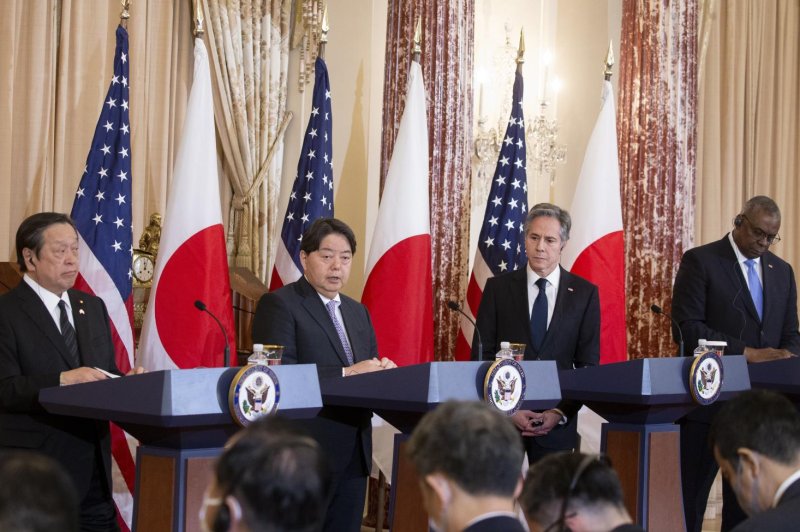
[
  {"xmin": 406, "ymin": 401, "xmax": 527, "ymax": 532},
  {"xmin": 252, "ymin": 218, "xmax": 396, "ymax": 532},
  {"xmin": 473, "ymin": 203, "xmax": 600, "ymax": 463},
  {"xmin": 0, "ymin": 212, "xmax": 141, "ymax": 532},
  {"xmin": 710, "ymin": 390, "xmax": 800, "ymax": 532},
  {"xmin": 672, "ymin": 196, "xmax": 800, "ymax": 531}
]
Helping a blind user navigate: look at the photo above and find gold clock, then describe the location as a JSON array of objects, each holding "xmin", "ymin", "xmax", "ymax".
[{"xmin": 132, "ymin": 250, "xmax": 155, "ymax": 287}]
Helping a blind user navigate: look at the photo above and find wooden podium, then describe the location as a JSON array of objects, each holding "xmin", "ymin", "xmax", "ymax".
[
  {"xmin": 560, "ymin": 356, "xmax": 750, "ymax": 532},
  {"xmin": 40, "ymin": 365, "xmax": 321, "ymax": 532},
  {"xmin": 321, "ymin": 360, "xmax": 562, "ymax": 532}
]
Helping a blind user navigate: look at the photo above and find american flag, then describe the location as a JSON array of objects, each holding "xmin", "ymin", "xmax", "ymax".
[
  {"xmin": 69, "ymin": 25, "xmax": 136, "ymax": 529},
  {"xmin": 455, "ymin": 68, "xmax": 528, "ymax": 360},
  {"xmin": 270, "ymin": 57, "xmax": 333, "ymax": 290}
]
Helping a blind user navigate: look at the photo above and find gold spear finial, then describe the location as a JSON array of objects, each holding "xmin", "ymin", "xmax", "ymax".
[
  {"xmin": 120, "ymin": 0, "xmax": 131, "ymax": 28},
  {"xmin": 193, "ymin": 0, "xmax": 205, "ymax": 37},
  {"xmin": 604, "ymin": 40, "xmax": 615, "ymax": 80},
  {"xmin": 413, "ymin": 17, "xmax": 422, "ymax": 58},
  {"xmin": 516, "ymin": 28, "xmax": 525, "ymax": 64},
  {"xmin": 318, "ymin": 4, "xmax": 328, "ymax": 59}
]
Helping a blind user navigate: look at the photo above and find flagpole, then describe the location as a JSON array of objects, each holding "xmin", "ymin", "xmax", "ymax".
[
  {"xmin": 318, "ymin": 5, "xmax": 328, "ymax": 59},
  {"xmin": 120, "ymin": 0, "xmax": 131, "ymax": 28},
  {"xmin": 413, "ymin": 17, "xmax": 421, "ymax": 63},
  {"xmin": 604, "ymin": 40, "xmax": 615, "ymax": 81}
]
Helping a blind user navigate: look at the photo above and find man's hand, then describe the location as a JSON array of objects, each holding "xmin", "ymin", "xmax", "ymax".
[
  {"xmin": 126, "ymin": 366, "xmax": 146, "ymax": 376},
  {"xmin": 345, "ymin": 357, "xmax": 397, "ymax": 376},
  {"xmin": 512, "ymin": 410, "xmax": 538, "ymax": 436},
  {"xmin": 60, "ymin": 367, "xmax": 109, "ymax": 386},
  {"xmin": 529, "ymin": 410, "xmax": 562, "ymax": 436},
  {"xmin": 743, "ymin": 347, "xmax": 796, "ymax": 363}
]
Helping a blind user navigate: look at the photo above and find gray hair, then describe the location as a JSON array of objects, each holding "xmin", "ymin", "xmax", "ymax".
[
  {"xmin": 742, "ymin": 196, "xmax": 781, "ymax": 220},
  {"xmin": 524, "ymin": 203, "xmax": 571, "ymax": 243}
]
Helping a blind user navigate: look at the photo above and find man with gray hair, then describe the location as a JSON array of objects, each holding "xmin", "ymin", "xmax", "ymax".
[{"xmin": 473, "ymin": 203, "xmax": 600, "ymax": 464}]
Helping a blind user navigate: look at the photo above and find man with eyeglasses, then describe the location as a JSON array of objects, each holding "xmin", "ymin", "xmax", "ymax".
[
  {"xmin": 252, "ymin": 217, "xmax": 396, "ymax": 532},
  {"xmin": 672, "ymin": 195, "xmax": 800, "ymax": 532}
]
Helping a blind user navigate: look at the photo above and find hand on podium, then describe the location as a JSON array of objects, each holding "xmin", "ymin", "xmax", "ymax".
[
  {"xmin": 59, "ymin": 367, "xmax": 109, "ymax": 386},
  {"xmin": 126, "ymin": 366, "xmax": 146, "ymax": 376},
  {"xmin": 743, "ymin": 347, "xmax": 796, "ymax": 363},
  {"xmin": 344, "ymin": 356, "xmax": 397, "ymax": 376}
]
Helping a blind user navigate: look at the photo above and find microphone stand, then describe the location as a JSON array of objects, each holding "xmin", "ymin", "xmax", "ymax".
[{"xmin": 447, "ymin": 300, "xmax": 483, "ymax": 361}]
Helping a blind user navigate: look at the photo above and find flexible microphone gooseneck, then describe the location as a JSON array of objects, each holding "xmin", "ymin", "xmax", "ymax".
[
  {"xmin": 194, "ymin": 300, "xmax": 231, "ymax": 367},
  {"xmin": 651, "ymin": 304, "xmax": 685, "ymax": 357},
  {"xmin": 447, "ymin": 300, "xmax": 484, "ymax": 361}
]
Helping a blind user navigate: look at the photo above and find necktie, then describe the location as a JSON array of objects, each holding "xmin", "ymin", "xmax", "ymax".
[
  {"xmin": 745, "ymin": 259, "xmax": 763, "ymax": 320},
  {"xmin": 530, "ymin": 278, "xmax": 548, "ymax": 352},
  {"xmin": 326, "ymin": 300, "xmax": 354, "ymax": 365},
  {"xmin": 58, "ymin": 300, "xmax": 81, "ymax": 367}
]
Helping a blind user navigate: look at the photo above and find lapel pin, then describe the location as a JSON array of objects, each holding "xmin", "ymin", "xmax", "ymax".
[
  {"xmin": 567, "ymin": 287, "xmax": 574, "ymax": 292},
  {"xmin": 79, "ymin": 309, "xmax": 85, "ymax": 315},
  {"xmin": 768, "ymin": 264, "xmax": 774, "ymax": 269}
]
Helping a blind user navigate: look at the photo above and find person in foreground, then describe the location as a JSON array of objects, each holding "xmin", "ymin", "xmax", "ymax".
[
  {"xmin": 252, "ymin": 218, "xmax": 396, "ymax": 532},
  {"xmin": 473, "ymin": 203, "xmax": 600, "ymax": 463},
  {"xmin": 406, "ymin": 400, "xmax": 527, "ymax": 532},
  {"xmin": 519, "ymin": 452, "xmax": 644, "ymax": 532},
  {"xmin": 0, "ymin": 212, "xmax": 145, "ymax": 532},
  {"xmin": 672, "ymin": 195, "xmax": 799, "ymax": 531},
  {"xmin": 0, "ymin": 450, "xmax": 79, "ymax": 532},
  {"xmin": 200, "ymin": 416, "xmax": 332, "ymax": 532},
  {"xmin": 709, "ymin": 389, "xmax": 800, "ymax": 532}
]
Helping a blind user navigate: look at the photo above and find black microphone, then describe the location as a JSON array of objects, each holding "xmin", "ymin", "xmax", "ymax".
[
  {"xmin": 447, "ymin": 300, "xmax": 483, "ymax": 361},
  {"xmin": 232, "ymin": 305, "xmax": 256, "ymax": 316},
  {"xmin": 651, "ymin": 304, "xmax": 684, "ymax": 357},
  {"xmin": 194, "ymin": 300, "xmax": 231, "ymax": 367}
]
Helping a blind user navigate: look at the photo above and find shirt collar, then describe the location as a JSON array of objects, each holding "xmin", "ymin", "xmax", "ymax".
[
  {"xmin": 728, "ymin": 232, "xmax": 759, "ymax": 266},
  {"xmin": 773, "ymin": 468, "xmax": 800, "ymax": 507},
  {"xmin": 23, "ymin": 274, "xmax": 70, "ymax": 312},
  {"xmin": 527, "ymin": 263, "xmax": 561, "ymax": 287}
]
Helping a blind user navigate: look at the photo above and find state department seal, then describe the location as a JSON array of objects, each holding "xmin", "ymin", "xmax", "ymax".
[
  {"xmin": 483, "ymin": 358, "xmax": 526, "ymax": 415},
  {"xmin": 229, "ymin": 364, "xmax": 281, "ymax": 426},
  {"xmin": 689, "ymin": 351, "xmax": 724, "ymax": 405}
]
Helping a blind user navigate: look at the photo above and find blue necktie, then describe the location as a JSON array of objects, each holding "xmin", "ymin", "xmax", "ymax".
[
  {"xmin": 745, "ymin": 259, "xmax": 763, "ymax": 321},
  {"xmin": 326, "ymin": 300, "xmax": 354, "ymax": 365},
  {"xmin": 530, "ymin": 278, "xmax": 548, "ymax": 352}
]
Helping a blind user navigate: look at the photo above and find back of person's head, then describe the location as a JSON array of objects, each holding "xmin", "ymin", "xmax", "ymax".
[
  {"xmin": 520, "ymin": 452, "xmax": 624, "ymax": 532},
  {"xmin": 209, "ymin": 416, "xmax": 331, "ymax": 532},
  {"xmin": 0, "ymin": 451, "xmax": 79, "ymax": 532},
  {"xmin": 406, "ymin": 400, "xmax": 524, "ymax": 497},
  {"xmin": 710, "ymin": 389, "xmax": 800, "ymax": 467}
]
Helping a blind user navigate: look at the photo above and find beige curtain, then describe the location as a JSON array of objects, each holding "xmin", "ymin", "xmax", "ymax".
[
  {"xmin": 697, "ymin": 0, "xmax": 800, "ymax": 274},
  {"xmin": 0, "ymin": 0, "xmax": 195, "ymax": 261},
  {"xmin": 203, "ymin": 0, "xmax": 291, "ymax": 279}
]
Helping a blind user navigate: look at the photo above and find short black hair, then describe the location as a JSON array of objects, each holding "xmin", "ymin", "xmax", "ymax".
[
  {"xmin": 215, "ymin": 416, "xmax": 331, "ymax": 532},
  {"xmin": 0, "ymin": 451, "xmax": 79, "ymax": 532},
  {"xmin": 299, "ymin": 218, "xmax": 357, "ymax": 256},
  {"xmin": 406, "ymin": 401, "xmax": 524, "ymax": 497},
  {"xmin": 15, "ymin": 212, "xmax": 77, "ymax": 272},
  {"xmin": 710, "ymin": 389, "xmax": 800, "ymax": 467},
  {"xmin": 520, "ymin": 452, "xmax": 624, "ymax": 527}
]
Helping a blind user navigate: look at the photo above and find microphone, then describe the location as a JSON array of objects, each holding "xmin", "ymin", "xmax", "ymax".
[
  {"xmin": 651, "ymin": 304, "xmax": 684, "ymax": 357},
  {"xmin": 233, "ymin": 305, "xmax": 256, "ymax": 315},
  {"xmin": 194, "ymin": 300, "xmax": 231, "ymax": 367},
  {"xmin": 447, "ymin": 300, "xmax": 483, "ymax": 361}
]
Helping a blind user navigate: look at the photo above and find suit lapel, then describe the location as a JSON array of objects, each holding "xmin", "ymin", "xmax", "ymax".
[
  {"xmin": 761, "ymin": 252, "xmax": 778, "ymax": 326},
  {"xmin": 540, "ymin": 266, "xmax": 568, "ymax": 355},
  {"xmin": 297, "ymin": 278, "xmax": 351, "ymax": 366},
  {"xmin": 340, "ymin": 299, "xmax": 366, "ymax": 363},
  {"xmin": 15, "ymin": 282, "xmax": 78, "ymax": 369},
  {"xmin": 509, "ymin": 269, "xmax": 534, "ymax": 349},
  {"xmin": 717, "ymin": 238, "xmax": 761, "ymax": 323},
  {"xmin": 69, "ymin": 291, "xmax": 89, "ymax": 367}
]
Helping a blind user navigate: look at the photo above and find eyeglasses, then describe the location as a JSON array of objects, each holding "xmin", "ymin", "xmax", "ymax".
[{"xmin": 741, "ymin": 214, "xmax": 781, "ymax": 245}]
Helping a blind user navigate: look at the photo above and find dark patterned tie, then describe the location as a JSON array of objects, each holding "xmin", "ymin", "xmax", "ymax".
[
  {"xmin": 326, "ymin": 300, "xmax": 354, "ymax": 365},
  {"xmin": 58, "ymin": 300, "xmax": 81, "ymax": 367},
  {"xmin": 530, "ymin": 278, "xmax": 548, "ymax": 352}
]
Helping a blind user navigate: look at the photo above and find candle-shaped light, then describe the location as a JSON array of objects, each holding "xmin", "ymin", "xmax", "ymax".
[{"xmin": 541, "ymin": 50, "xmax": 553, "ymax": 103}]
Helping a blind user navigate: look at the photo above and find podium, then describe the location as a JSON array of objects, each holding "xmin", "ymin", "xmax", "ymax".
[
  {"xmin": 748, "ymin": 357, "xmax": 800, "ymax": 402},
  {"xmin": 321, "ymin": 360, "xmax": 561, "ymax": 532},
  {"xmin": 40, "ymin": 366, "xmax": 321, "ymax": 532},
  {"xmin": 560, "ymin": 356, "xmax": 750, "ymax": 532}
]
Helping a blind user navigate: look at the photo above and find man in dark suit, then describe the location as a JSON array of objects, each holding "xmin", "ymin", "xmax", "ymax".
[
  {"xmin": 0, "ymin": 212, "xmax": 132, "ymax": 531},
  {"xmin": 252, "ymin": 218, "xmax": 396, "ymax": 532},
  {"xmin": 710, "ymin": 390, "xmax": 800, "ymax": 532},
  {"xmin": 672, "ymin": 196, "xmax": 799, "ymax": 532},
  {"xmin": 406, "ymin": 401, "xmax": 527, "ymax": 532},
  {"xmin": 473, "ymin": 203, "xmax": 600, "ymax": 463}
]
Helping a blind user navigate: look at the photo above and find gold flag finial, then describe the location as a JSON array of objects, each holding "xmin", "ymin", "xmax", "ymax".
[
  {"xmin": 321, "ymin": 4, "xmax": 329, "ymax": 44},
  {"xmin": 120, "ymin": 0, "xmax": 131, "ymax": 27},
  {"xmin": 516, "ymin": 28, "xmax": 525, "ymax": 64},
  {"xmin": 413, "ymin": 17, "xmax": 422, "ymax": 56},
  {"xmin": 604, "ymin": 40, "xmax": 615, "ymax": 80},
  {"xmin": 193, "ymin": 0, "xmax": 205, "ymax": 36}
]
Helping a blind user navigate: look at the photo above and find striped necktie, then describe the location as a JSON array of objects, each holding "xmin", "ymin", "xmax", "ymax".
[{"xmin": 58, "ymin": 300, "xmax": 81, "ymax": 367}]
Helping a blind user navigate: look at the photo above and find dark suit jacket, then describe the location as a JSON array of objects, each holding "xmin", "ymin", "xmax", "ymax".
[
  {"xmin": 730, "ymin": 477, "xmax": 800, "ymax": 532},
  {"xmin": 0, "ymin": 280, "xmax": 118, "ymax": 500},
  {"xmin": 472, "ymin": 266, "xmax": 600, "ymax": 449},
  {"xmin": 463, "ymin": 514, "xmax": 527, "ymax": 532},
  {"xmin": 252, "ymin": 276, "xmax": 378, "ymax": 473},
  {"xmin": 672, "ymin": 235, "xmax": 800, "ymax": 357}
]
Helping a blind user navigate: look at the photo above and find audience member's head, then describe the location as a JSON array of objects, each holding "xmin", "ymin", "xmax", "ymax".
[
  {"xmin": 520, "ymin": 452, "xmax": 634, "ymax": 532},
  {"xmin": 406, "ymin": 400, "xmax": 525, "ymax": 531},
  {"xmin": 0, "ymin": 451, "xmax": 79, "ymax": 532},
  {"xmin": 202, "ymin": 416, "xmax": 332, "ymax": 532},
  {"xmin": 710, "ymin": 389, "xmax": 800, "ymax": 517}
]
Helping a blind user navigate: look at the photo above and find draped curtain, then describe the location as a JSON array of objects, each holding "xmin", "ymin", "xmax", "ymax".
[
  {"xmin": 696, "ymin": 0, "xmax": 800, "ymax": 272},
  {"xmin": 618, "ymin": 0, "xmax": 698, "ymax": 359},
  {"xmin": 0, "ymin": 0, "xmax": 195, "ymax": 261},
  {"xmin": 382, "ymin": 0, "xmax": 474, "ymax": 360},
  {"xmin": 203, "ymin": 0, "xmax": 291, "ymax": 279}
]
